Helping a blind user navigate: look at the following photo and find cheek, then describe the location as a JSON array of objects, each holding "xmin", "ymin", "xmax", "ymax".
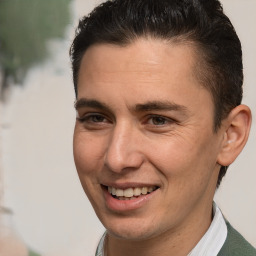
[
  {"xmin": 150, "ymin": 131, "xmax": 218, "ymax": 183},
  {"xmin": 73, "ymin": 132, "xmax": 105, "ymax": 175},
  {"xmin": 151, "ymin": 138, "xmax": 218, "ymax": 216},
  {"xmin": 73, "ymin": 133, "xmax": 106, "ymax": 203}
]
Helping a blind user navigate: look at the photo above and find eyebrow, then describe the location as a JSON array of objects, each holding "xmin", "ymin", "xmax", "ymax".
[
  {"xmin": 74, "ymin": 98, "xmax": 112, "ymax": 112},
  {"xmin": 134, "ymin": 101, "xmax": 188, "ymax": 113},
  {"xmin": 75, "ymin": 98, "xmax": 188, "ymax": 114}
]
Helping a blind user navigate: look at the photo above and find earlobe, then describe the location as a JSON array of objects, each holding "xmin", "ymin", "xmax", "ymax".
[{"xmin": 217, "ymin": 104, "xmax": 251, "ymax": 167}]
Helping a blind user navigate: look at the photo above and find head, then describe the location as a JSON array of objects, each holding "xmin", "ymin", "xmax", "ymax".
[
  {"xmin": 70, "ymin": 0, "xmax": 244, "ymax": 187},
  {"xmin": 70, "ymin": 0, "xmax": 251, "ymax": 245}
]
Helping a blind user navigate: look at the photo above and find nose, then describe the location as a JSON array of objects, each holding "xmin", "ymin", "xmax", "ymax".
[{"xmin": 104, "ymin": 122, "xmax": 144, "ymax": 173}]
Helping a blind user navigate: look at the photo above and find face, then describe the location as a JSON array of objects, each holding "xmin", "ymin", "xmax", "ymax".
[{"xmin": 73, "ymin": 38, "xmax": 224, "ymax": 241}]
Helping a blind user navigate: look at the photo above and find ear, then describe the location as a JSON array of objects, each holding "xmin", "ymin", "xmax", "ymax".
[{"xmin": 217, "ymin": 104, "xmax": 251, "ymax": 166}]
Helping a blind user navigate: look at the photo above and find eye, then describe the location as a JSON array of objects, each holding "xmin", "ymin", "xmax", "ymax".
[
  {"xmin": 147, "ymin": 115, "xmax": 173, "ymax": 126},
  {"xmin": 77, "ymin": 113, "xmax": 109, "ymax": 124},
  {"xmin": 149, "ymin": 116, "xmax": 167, "ymax": 125},
  {"xmin": 86, "ymin": 114, "xmax": 106, "ymax": 123}
]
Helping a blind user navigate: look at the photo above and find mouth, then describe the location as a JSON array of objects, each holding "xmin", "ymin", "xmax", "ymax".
[{"xmin": 104, "ymin": 185, "xmax": 159, "ymax": 200}]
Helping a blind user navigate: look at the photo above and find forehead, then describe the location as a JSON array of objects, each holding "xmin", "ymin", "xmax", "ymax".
[
  {"xmin": 77, "ymin": 38, "xmax": 213, "ymax": 116},
  {"xmin": 78, "ymin": 38, "xmax": 198, "ymax": 87}
]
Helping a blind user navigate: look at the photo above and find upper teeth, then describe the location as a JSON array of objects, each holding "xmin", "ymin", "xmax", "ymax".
[{"xmin": 108, "ymin": 186, "xmax": 156, "ymax": 198}]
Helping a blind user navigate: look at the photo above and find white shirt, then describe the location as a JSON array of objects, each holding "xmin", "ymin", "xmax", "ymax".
[
  {"xmin": 188, "ymin": 202, "xmax": 227, "ymax": 256},
  {"xmin": 96, "ymin": 202, "xmax": 227, "ymax": 256}
]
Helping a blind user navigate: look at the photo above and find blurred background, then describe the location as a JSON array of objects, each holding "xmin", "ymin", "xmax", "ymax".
[{"xmin": 0, "ymin": 0, "xmax": 255, "ymax": 255}]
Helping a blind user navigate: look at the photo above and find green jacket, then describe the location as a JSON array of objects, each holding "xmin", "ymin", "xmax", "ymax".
[{"xmin": 218, "ymin": 221, "xmax": 256, "ymax": 256}]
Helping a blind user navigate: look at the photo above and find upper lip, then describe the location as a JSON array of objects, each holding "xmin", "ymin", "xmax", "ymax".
[{"xmin": 101, "ymin": 182, "xmax": 159, "ymax": 189}]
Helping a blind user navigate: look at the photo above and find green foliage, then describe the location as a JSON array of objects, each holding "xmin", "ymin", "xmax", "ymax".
[
  {"xmin": 0, "ymin": 0, "xmax": 71, "ymax": 88},
  {"xmin": 28, "ymin": 249, "xmax": 41, "ymax": 256}
]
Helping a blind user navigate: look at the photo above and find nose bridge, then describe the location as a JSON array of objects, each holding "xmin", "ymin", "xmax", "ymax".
[{"xmin": 104, "ymin": 120, "xmax": 143, "ymax": 172}]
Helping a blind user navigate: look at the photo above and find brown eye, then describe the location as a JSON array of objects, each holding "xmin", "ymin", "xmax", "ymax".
[
  {"xmin": 77, "ymin": 114, "xmax": 108, "ymax": 124},
  {"xmin": 148, "ymin": 116, "xmax": 169, "ymax": 126},
  {"xmin": 89, "ymin": 115, "xmax": 106, "ymax": 123}
]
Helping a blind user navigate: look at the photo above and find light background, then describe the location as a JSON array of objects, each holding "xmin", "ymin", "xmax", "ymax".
[{"xmin": 1, "ymin": 0, "xmax": 255, "ymax": 255}]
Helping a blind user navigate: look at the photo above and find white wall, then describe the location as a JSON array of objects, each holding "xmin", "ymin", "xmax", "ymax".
[{"xmin": 1, "ymin": 0, "xmax": 255, "ymax": 255}]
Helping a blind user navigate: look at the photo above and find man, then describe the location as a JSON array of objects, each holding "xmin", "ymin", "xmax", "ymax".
[{"xmin": 70, "ymin": 0, "xmax": 255, "ymax": 255}]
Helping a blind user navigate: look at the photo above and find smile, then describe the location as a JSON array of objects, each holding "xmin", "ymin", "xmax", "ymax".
[
  {"xmin": 107, "ymin": 186, "xmax": 158, "ymax": 200},
  {"xmin": 102, "ymin": 184, "xmax": 160, "ymax": 211}
]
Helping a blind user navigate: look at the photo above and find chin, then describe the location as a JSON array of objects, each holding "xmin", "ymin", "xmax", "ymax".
[
  {"xmin": 101, "ymin": 216, "xmax": 163, "ymax": 241},
  {"xmin": 107, "ymin": 228, "xmax": 155, "ymax": 241}
]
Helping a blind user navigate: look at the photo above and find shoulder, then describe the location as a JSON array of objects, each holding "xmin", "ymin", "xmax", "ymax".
[{"xmin": 218, "ymin": 221, "xmax": 256, "ymax": 256}]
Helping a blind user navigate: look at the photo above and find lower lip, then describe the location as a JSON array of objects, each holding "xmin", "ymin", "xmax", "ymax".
[{"xmin": 103, "ymin": 187, "xmax": 158, "ymax": 212}]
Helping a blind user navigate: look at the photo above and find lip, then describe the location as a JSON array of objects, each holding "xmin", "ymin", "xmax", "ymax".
[{"xmin": 102, "ymin": 185, "xmax": 159, "ymax": 212}]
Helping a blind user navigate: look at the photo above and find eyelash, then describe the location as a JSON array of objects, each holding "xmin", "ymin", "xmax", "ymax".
[
  {"xmin": 146, "ymin": 115, "xmax": 174, "ymax": 126},
  {"xmin": 76, "ymin": 113, "xmax": 176, "ymax": 129},
  {"xmin": 77, "ymin": 113, "xmax": 110, "ymax": 124}
]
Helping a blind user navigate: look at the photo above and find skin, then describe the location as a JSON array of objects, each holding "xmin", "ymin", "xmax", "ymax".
[{"xmin": 73, "ymin": 38, "xmax": 251, "ymax": 256}]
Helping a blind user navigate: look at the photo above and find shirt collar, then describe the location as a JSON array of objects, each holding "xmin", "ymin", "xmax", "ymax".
[
  {"xmin": 96, "ymin": 231, "xmax": 107, "ymax": 256},
  {"xmin": 96, "ymin": 202, "xmax": 227, "ymax": 256},
  {"xmin": 188, "ymin": 202, "xmax": 227, "ymax": 256}
]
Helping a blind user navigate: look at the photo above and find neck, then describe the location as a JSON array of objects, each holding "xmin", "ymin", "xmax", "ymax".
[{"xmin": 106, "ymin": 202, "xmax": 213, "ymax": 256}]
